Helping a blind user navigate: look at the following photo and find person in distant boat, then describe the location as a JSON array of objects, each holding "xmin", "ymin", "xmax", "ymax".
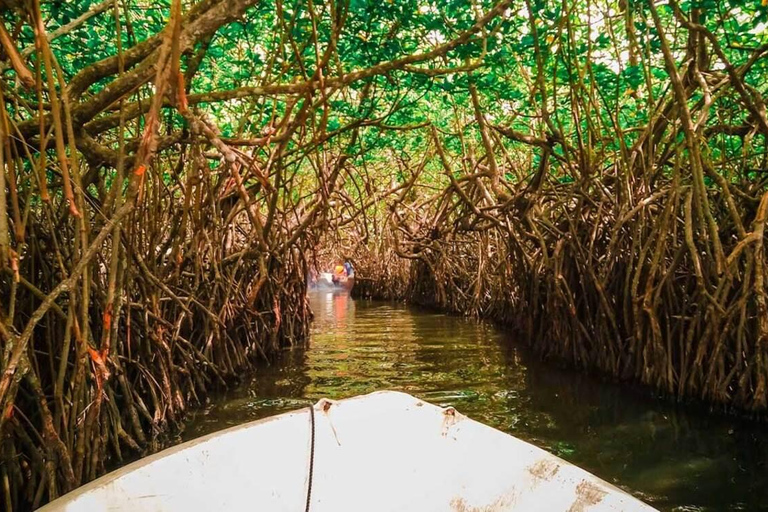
[
  {"xmin": 332, "ymin": 264, "xmax": 345, "ymax": 285},
  {"xmin": 343, "ymin": 261, "xmax": 354, "ymax": 278}
]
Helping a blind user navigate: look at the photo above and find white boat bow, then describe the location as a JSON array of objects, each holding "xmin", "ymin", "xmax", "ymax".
[{"xmin": 40, "ymin": 391, "xmax": 656, "ymax": 511}]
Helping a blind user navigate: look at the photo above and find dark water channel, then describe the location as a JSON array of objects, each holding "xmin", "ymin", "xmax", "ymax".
[{"xmin": 183, "ymin": 291, "xmax": 768, "ymax": 511}]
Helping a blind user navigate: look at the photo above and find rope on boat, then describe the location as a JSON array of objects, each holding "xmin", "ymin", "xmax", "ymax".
[{"xmin": 305, "ymin": 404, "xmax": 316, "ymax": 512}]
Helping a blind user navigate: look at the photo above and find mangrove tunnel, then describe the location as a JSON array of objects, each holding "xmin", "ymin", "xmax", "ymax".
[{"xmin": 0, "ymin": 0, "xmax": 766, "ymax": 509}]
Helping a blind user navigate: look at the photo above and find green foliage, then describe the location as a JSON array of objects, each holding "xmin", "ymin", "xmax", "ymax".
[{"xmin": 3, "ymin": 0, "xmax": 765, "ymax": 195}]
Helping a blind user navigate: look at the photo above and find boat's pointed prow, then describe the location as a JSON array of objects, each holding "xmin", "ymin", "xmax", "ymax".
[{"xmin": 39, "ymin": 391, "xmax": 656, "ymax": 511}]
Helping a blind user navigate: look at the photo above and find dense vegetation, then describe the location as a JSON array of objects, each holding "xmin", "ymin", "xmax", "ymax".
[{"xmin": 0, "ymin": 0, "xmax": 766, "ymax": 508}]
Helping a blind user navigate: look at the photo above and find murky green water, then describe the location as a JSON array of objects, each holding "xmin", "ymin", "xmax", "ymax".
[{"xmin": 183, "ymin": 291, "xmax": 768, "ymax": 511}]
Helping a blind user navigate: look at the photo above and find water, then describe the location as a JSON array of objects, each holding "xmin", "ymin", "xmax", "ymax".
[{"xmin": 183, "ymin": 291, "xmax": 768, "ymax": 511}]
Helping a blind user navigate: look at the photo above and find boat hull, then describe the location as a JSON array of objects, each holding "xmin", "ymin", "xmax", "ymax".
[{"xmin": 39, "ymin": 391, "xmax": 655, "ymax": 511}]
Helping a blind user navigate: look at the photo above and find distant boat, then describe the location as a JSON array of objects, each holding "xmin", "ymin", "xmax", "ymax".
[
  {"xmin": 313, "ymin": 271, "xmax": 355, "ymax": 291},
  {"xmin": 39, "ymin": 392, "xmax": 656, "ymax": 511}
]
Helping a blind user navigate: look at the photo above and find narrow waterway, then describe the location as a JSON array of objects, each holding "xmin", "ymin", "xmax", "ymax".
[{"xmin": 183, "ymin": 291, "xmax": 768, "ymax": 511}]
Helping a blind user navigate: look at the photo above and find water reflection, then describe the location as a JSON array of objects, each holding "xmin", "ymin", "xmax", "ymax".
[{"xmin": 183, "ymin": 291, "xmax": 768, "ymax": 511}]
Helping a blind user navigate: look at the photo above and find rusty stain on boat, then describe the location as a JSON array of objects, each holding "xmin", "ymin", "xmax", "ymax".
[
  {"xmin": 528, "ymin": 458, "xmax": 560, "ymax": 483},
  {"xmin": 450, "ymin": 494, "xmax": 516, "ymax": 512},
  {"xmin": 441, "ymin": 406, "xmax": 464, "ymax": 437},
  {"xmin": 567, "ymin": 480, "xmax": 608, "ymax": 512}
]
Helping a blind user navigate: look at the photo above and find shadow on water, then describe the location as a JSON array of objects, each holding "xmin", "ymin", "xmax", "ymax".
[{"xmin": 182, "ymin": 291, "xmax": 768, "ymax": 511}]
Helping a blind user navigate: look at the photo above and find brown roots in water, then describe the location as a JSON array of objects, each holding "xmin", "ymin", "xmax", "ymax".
[
  {"xmin": 0, "ymin": 152, "xmax": 313, "ymax": 508},
  {"xmin": 342, "ymin": 8, "xmax": 768, "ymax": 416},
  {"xmin": 355, "ymin": 176, "xmax": 768, "ymax": 414}
]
